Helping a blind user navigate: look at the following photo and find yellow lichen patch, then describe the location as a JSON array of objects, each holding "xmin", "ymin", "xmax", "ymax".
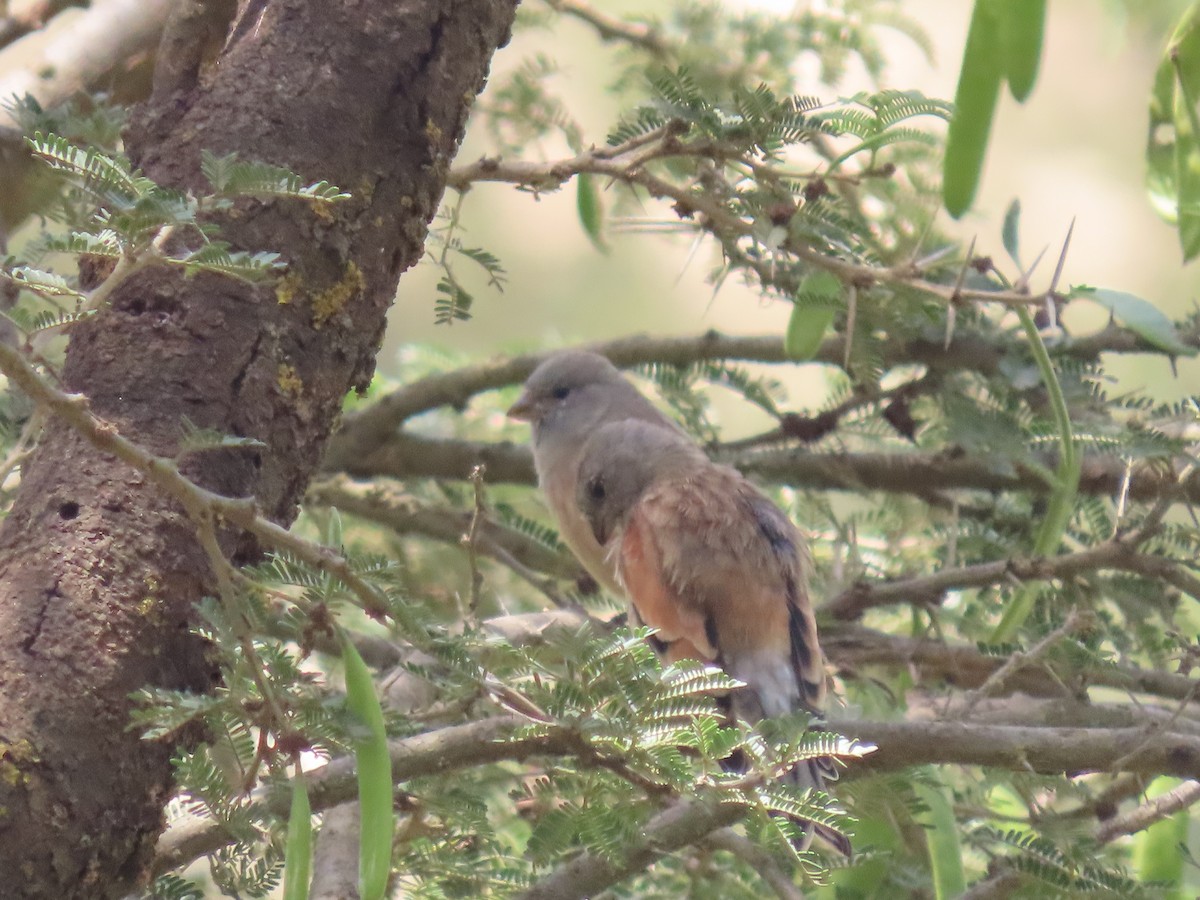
[
  {"xmin": 137, "ymin": 594, "xmax": 161, "ymax": 620},
  {"xmin": 424, "ymin": 118, "xmax": 443, "ymax": 144},
  {"xmin": 311, "ymin": 261, "xmax": 363, "ymax": 329},
  {"xmin": 277, "ymin": 363, "xmax": 303, "ymax": 397},
  {"xmin": 275, "ymin": 272, "xmax": 302, "ymax": 306},
  {"xmin": 0, "ymin": 738, "xmax": 37, "ymax": 787}
]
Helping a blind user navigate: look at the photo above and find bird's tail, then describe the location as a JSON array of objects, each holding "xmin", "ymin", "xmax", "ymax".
[{"xmin": 786, "ymin": 752, "xmax": 852, "ymax": 857}]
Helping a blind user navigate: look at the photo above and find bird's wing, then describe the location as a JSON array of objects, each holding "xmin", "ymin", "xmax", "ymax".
[
  {"xmin": 621, "ymin": 469, "xmax": 847, "ymax": 855},
  {"xmin": 617, "ymin": 509, "xmax": 719, "ymax": 665},
  {"xmin": 620, "ymin": 467, "xmax": 826, "ymax": 721}
]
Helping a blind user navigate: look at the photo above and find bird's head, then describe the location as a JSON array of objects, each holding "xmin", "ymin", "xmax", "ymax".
[
  {"xmin": 507, "ymin": 350, "xmax": 635, "ymax": 436},
  {"xmin": 576, "ymin": 420, "xmax": 706, "ymax": 545}
]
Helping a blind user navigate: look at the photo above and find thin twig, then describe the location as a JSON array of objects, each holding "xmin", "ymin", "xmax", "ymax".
[
  {"xmin": 824, "ymin": 542, "xmax": 1200, "ymax": 620},
  {"xmin": 1109, "ymin": 681, "xmax": 1200, "ymax": 774},
  {"xmin": 0, "ymin": 337, "xmax": 401, "ymax": 626},
  {"xmin": 463, "ymin": 463, "xmax": 487, "ymax": 615},
  {"xmin": 0, "ymin": 406, "xmax": 43, "ymax": 486},
  {"xmin": 450, "ymin": 145, "xmax": 1051, "ymax": 311},
  {"xmin": 1096, "ymin": 779, "xmax": 1200, "ymax": 843},
  {"xmin": 960, "ymin": 611, "xmax": 1084, "ymax": 715},
  {"xmin": 545, "ymin": 0, "xmax": 668, "ymax": 54}
]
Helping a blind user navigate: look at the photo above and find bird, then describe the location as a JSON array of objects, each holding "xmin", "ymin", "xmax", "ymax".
[
  {"xmin": 575, "ymin": 418, "xmax": 849, "ymax": 854},
  {"xmin": 507, "ymin": 350, "xmax": 681, "ymax": 597}
]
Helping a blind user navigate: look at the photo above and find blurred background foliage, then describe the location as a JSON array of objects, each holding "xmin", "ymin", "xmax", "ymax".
[{"xmin": 388, "ymin": 0, "xmax": 1200, "ymax": 409}]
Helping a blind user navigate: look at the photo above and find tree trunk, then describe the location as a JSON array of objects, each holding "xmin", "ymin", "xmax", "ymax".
[{"xmin": 0, "ymin": 0, "xmax": 518, "ymax": 895}]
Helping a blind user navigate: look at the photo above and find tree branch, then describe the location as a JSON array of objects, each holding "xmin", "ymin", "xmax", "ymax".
[
  {"xmin": 545, "ymin": 0, "xmax": 669, "ymax": 55},
  {"xmin": 153, "ymin": 708, "xmax": 1200, "ymax": 876},
  {"xmin": 822, "ymin": 624, "xmax": 1200, "ymax": 704},
  {"xmin": 0, "ymin": 0, "xmax": 80, "ymax": 52},
  {"xmin": 330, "ymin": 429, "xmax": 1200, "ymax": 517},
  {"xmin": 701, "ymin": 829, "xmax": 808, "ymax": 900},
  {"xmin": 824, "ymin": 542, "xmax": 1200, "ymax": 620},
  {"xmin": 832, "ymin": 720, "xmax": 1200, "ymax": 779},
  {"xmin": 306, "ymin": 474, "xmax": 583, "ymax": 583},
  {"xmin": 1096, "ymin": 779, "xmax": 1200, "ymax": 843},
  {"xmin": 0, "ymin": 0, "xmax": 173, "ymax": 127},
  {"xmin": 0, "ymin": 338, "xmax": 423, "ymax": 625},
  {"xmin": 307, "ymin": 801, "xmax": 360, "ymax": 900},
  {"xmin": 324, "ymin": 325, "xmax": 1198, "ymax": 469},
  {"xmin": 449, "ymin": 142, "xmax": 1051, "ymax": 313},
  {"xmin": 517, "ymin": 797, "xmax": 747, "ymax": 900},
  {"xmin": 152, "ymin": 715, "xmax": 568, "ymax": 876}
]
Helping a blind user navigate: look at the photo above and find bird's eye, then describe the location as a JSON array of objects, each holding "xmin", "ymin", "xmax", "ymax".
[
  {"xmin": 588, "ymin": 478, "xmax": 606, "ymax": 501},
  {"xmin": 552, "ymin": 385, "xmax": 571, "ymax": 400}
]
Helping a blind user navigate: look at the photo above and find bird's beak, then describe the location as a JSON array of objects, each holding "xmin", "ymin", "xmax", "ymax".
[{"xmin": 507, "ymin": 391, "xmax": 535, "ymax": 421}]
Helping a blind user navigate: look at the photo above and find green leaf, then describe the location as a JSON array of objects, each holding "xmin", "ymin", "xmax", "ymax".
[
  {"xmin": 41, "ymin": 229, "xmax": 124, "ymax": 258},
  {"xmin": 991, "ymin": 307, "xmax": 1080, "ymax": 642},
  {"xmin": 1174, "ymin": 69, "xmax": 1200, "ymax": 259},
  {"xmin": 576, "ymin": 172, "xmax": 607, "ymax": 252},
  {"xmin": 914, "ymin": 771, "xmax": 968, "ymax": 899},
  {"xmin": 170, "ymin": 242, "xmax": 285, "ymax": 282},
  {"xmin": 1000, "ymin": 0, "xmax": 1045, "ymax": 102},
  {"xmin": 200, "ymin": 150, "xmax": 351, "ymax": 202},
  {"xmin": 7, "ymin": 266, "xmax": 84, "ymax": 301},
  {"xmin": 1149, "ymin": 47, "xmax": 1180, "ymax": 223},
  {"xmin": 785, "ymin": 271, "xmax": 841, "ymax": 361},
  {"xmin": 1001, "ymin": 198, "xmax": 1022, "ymax": 266},
  {"xmin": 943, "ymin": 0, "xmax": 1004, "ymax": 217},
  {"xmin": 26, "ymin": 131, "xmax": 154, "ymax": 204},
  {"xmin": 434, "ymin": 277, "xmax": 473, "ymax": 324},
  {"xmin": 1069, "ymin": 286, "xmax": 1198, "ymax": 356},
  {"xmin": 341, "ymin": 634, "xmax": 393, "ymax": 900},
  {"xmin": 1147, "ymin": 5, "xmax": 1200, "ymax": 260},
  {"xmin": 282, "ymin": 771, "xmax": 313, "ymax": 900}
]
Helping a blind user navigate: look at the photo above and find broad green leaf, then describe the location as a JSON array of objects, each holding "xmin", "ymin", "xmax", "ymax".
[
  {"xmin": 1134, "ymin": 778, "xmax": 1187, "ymax": 896},
  {"xmin": 1000, "ymin": 0, "xmax": 1045, "ymax": 102},
  {"xmin": 576, "ymin": 173, "xmax": 607, "ymax": 252},
  {"xmin": 915, "ymin": 772, "xmax": 967, "ymax": 900},
  {"xmin": 1148, "ymin": 46, "xmax": 1179, "ymax": 222},
  {"xmin": 1069, "ymin": 286, "xmax": 1198, "ymax": 356},
  {"xmin": 943, "ymin": 0, "xmax": 1005, "ymax": 217},
  {"xmin": 1175, "ymin": 69, "xmax": 1200, "ymax": 260},
  {"xmin": 987, "ymin": 783, "xmax": 1029, "ymax": 821},
  {"xmin": 785, "ymin": 271, "xmax": 841, "ymax": 361},
  {"xmin": 991, "ymin": 306, "xmax": 1079, "ymax": 642},
  {"xmin": 282, "ymin": 771, "xmax": 312, "ymax": 900},
  {"xmin": 1147, "ymin": 4, "xmax": 1200, "ymax": 260},
  {"xmin": 785, "ymin": 306, "xmax": 836, "ymax": 361},
  {"xmin": 342, "ymin": 634, "xmax": 393, "ymax": 900},
  {"xmin": 1002, "ymin": 197, "xmax": 1022, "ymax": 266}
]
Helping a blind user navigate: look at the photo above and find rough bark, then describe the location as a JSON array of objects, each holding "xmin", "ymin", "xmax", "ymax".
[{"xmin": 0, "ymin": 0, "xmax": 518, "ymax": 895}]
